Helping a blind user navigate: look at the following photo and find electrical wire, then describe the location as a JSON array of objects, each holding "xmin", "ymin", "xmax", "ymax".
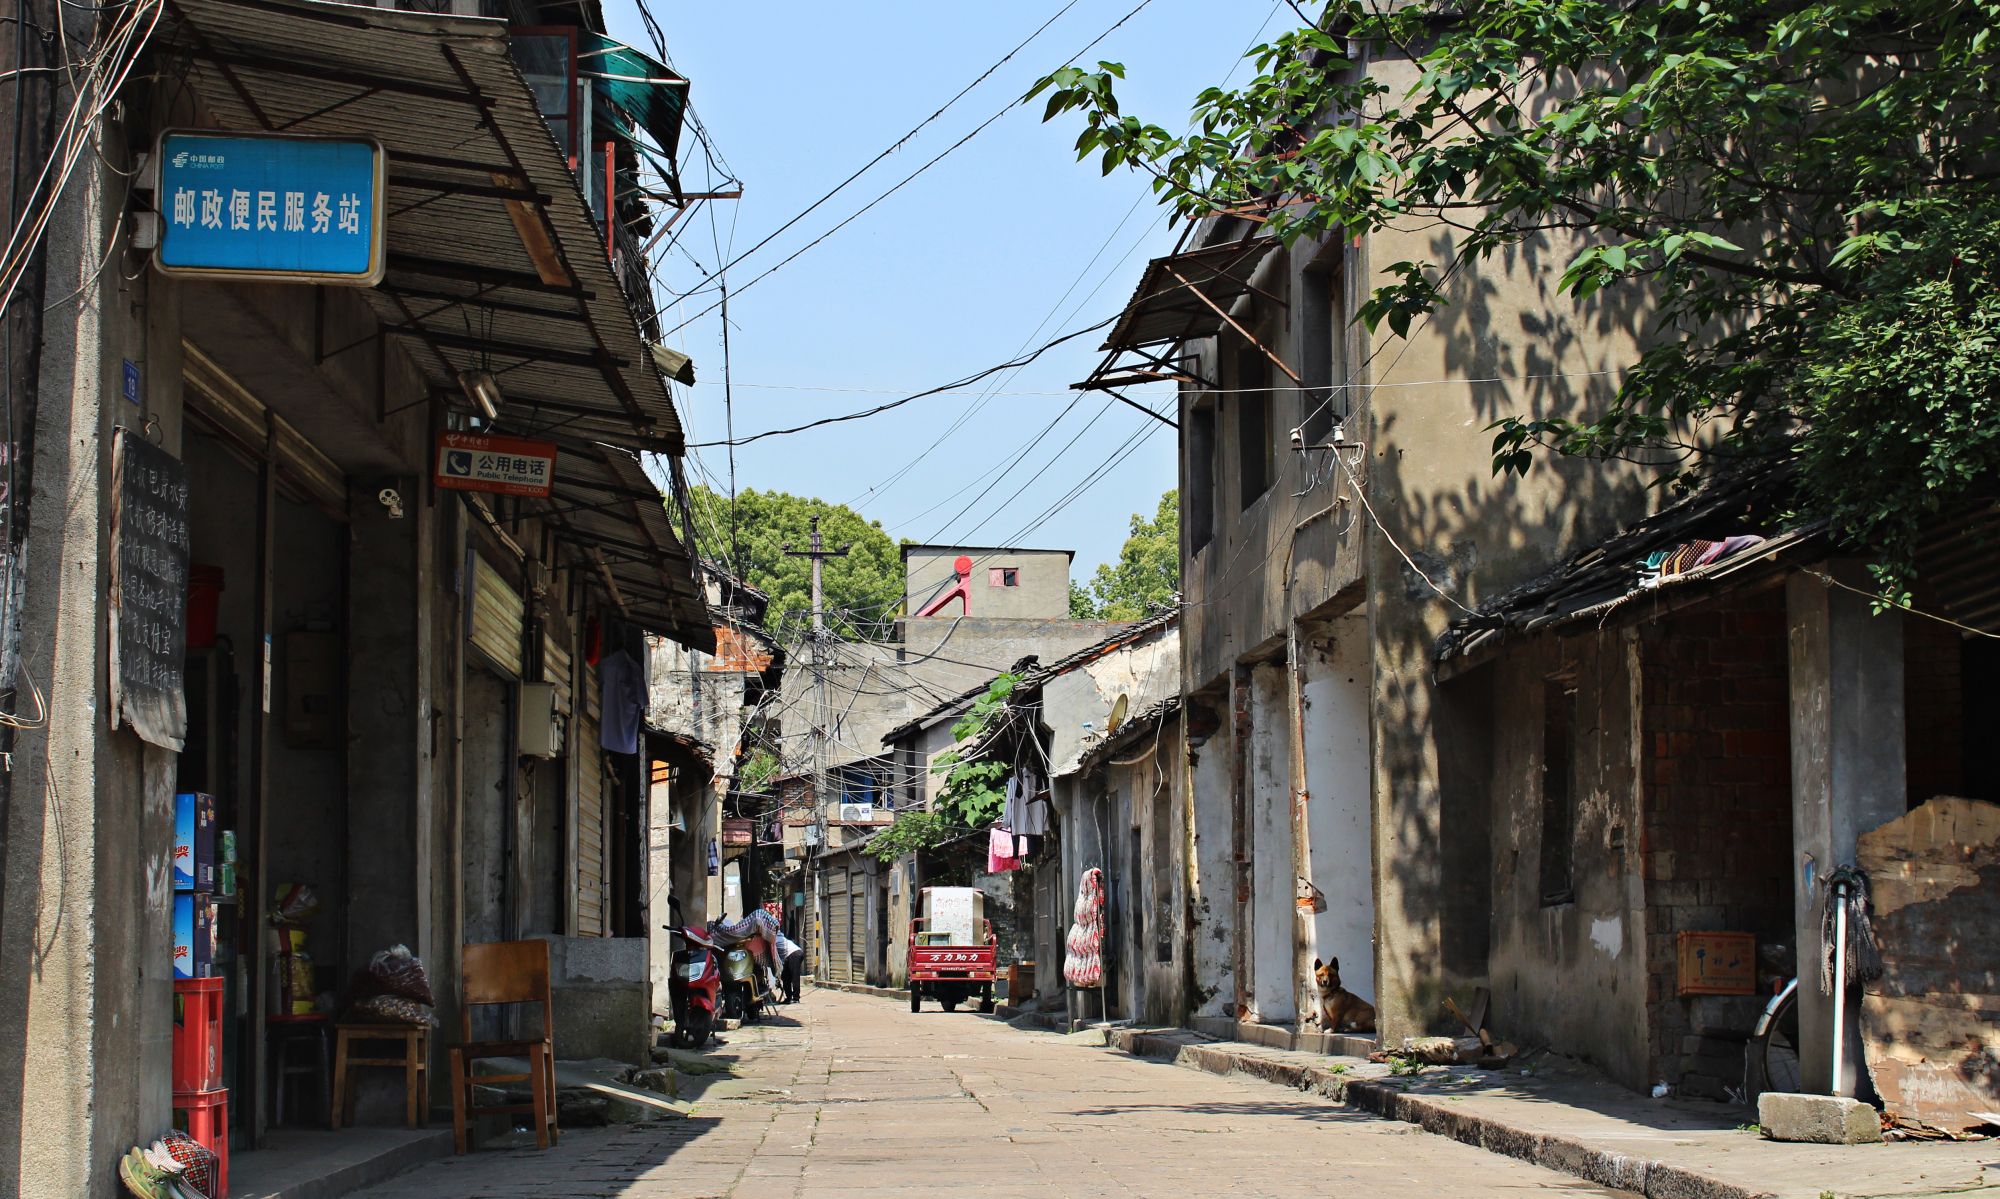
[
  {"xmin": 687, "ymin": 316, "xmax": 1114, "ymax": 448},
  {"xmin": 659, "ymin": 0, "xmax": 1162, "ymax": 336}
]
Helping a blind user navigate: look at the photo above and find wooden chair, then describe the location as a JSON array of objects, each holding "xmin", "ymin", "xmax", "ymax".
[{"xmin": 449, "ymin": 939, "xmax": 559, "ymax": 1154}]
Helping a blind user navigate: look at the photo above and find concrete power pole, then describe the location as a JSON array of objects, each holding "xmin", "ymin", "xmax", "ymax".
[{"xmin": 784, "ymin": 516, "xmax": 846, "ymax": 979}]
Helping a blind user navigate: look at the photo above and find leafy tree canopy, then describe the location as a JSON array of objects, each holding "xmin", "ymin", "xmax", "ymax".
[
  {"xmin": 868, "ymin": 672, "xmax": 1021, "ymax": 861},
  {"xmin": 1072, "ymin": 490, "xmax": 1179, "ymax": 620},
  {"xmin": 1032, "ymin": 1, "xmax": 2000, "ymax": 598},
  {"xmin": 690, "ymin": 487, "xmax": 904, "ymax": 638}
]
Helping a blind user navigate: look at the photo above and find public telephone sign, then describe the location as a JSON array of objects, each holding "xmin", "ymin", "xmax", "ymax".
[
  {"xmin": 434, "ymin": 431, "xmax": 558, "ymax": 498},
  {"xmin": 153, "ymin": 131, "xmax": 386, "ymax": 285}
]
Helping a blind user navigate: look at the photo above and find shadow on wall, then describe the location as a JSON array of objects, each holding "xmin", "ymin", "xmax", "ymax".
[{"xmin": 1368, "ymin": 223, "xmax": 1659, "ymax": 1027}]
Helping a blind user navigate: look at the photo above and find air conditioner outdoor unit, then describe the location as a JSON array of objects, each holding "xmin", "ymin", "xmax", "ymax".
[{"xmin": 838, "ymin": 803, "xmax": 873, "ymax": 822}]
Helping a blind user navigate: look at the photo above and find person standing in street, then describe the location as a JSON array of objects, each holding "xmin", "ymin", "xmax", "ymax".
[{"xmin": 775, "ymin": 925, "xmax": 805, "ymax": 1003}]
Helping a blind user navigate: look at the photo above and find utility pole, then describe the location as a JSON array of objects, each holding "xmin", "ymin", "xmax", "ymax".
[{"xmin": 784, "ymin": 516, "xmax": 846, "ymax": 979}]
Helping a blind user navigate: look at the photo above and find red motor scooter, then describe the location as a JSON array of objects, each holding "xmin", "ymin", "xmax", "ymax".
[{"xmin": 666, "ymin": 916, "xmax": 723, "ymax": 1049}]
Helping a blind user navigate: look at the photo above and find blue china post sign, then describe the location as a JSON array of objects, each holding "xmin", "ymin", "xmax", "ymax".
[{"xmin": 154, "ymin": 131, "xmax": 387, "ymax": 286}]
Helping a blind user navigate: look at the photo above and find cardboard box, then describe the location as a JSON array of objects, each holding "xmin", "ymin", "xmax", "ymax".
[
  {"xmin": 173, "ymin": 792, "xmax": 216, "ymax": 893},
  {"xmin": 173, "ymin": 892, "xmax": 215, "ymax": 979},
  {"xmin": 1677, "ymin": 930, "xmax": 1756, "ymax": 996}
]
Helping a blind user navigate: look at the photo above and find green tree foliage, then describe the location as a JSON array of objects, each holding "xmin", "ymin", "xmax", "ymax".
[
  {"xmin": 1031, "ymin": 3, "xmax": 2000, "ymax": 598},
  {"xmin": 1073, "ymin": 490, "xmax": 1179, "ymax": 620},
  {"xmin": 690, "ymin": 487, "xmax": 904, "ymax": 637},
  {"xmin": 867, "ymin": 673, "xmax": 1020, "ymax": 861}
]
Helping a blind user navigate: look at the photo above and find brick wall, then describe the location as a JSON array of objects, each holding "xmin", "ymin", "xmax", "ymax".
[
  {"xmin": 1904, "ymin": 616, "xmax": 1964, "ymax": 806},
  {"xmin": 1639, "ymin": 586, "xmax": 1794, "ymax": 1095}
]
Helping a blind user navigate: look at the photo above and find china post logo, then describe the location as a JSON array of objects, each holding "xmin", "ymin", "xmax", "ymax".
[{"xmin": 172, "ymin": 151, "xmax": 188, "ymax": 168}]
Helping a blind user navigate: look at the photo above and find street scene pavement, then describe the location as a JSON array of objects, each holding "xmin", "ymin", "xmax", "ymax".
[{"xmin": 348, "ymin": 990, "xmax": 1632, "ymax": 1199}]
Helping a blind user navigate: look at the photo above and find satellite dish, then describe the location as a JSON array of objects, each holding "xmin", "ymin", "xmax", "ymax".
[{"xmin": 1107, "ymin": 693, "xmax": 1130, "ymax": 733}]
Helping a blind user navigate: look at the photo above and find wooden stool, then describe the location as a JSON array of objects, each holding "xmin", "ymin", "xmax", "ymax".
[{"xmin": 330, "ymin": 1024, "xmax": 429, "ymax": 1129}]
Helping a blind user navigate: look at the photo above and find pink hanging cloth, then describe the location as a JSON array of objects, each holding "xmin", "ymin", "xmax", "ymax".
[{"xmin": 987, "ymin": 826, "xmax": 1021, "ymax": 873}]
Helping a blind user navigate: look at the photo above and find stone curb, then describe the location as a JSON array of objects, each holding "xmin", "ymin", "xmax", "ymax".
[{"xmin": 1098, "ymin": 1028, "xmax": 1775, "ymax": 1199}]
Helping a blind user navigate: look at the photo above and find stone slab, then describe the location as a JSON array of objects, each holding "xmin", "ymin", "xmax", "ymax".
[{"xmin": 1756, "ymin": 1093, "xmax": 1882, "ymax": 1145}]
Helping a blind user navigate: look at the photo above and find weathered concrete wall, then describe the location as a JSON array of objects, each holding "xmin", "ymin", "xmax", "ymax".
[
  {"xmin": 1042, "ymin": 626, "xmax": 1179, "ymax": 776},
  {"xmin": 1788, "ymin": 567, "xmax": 1907, "ymax": 1097},
  {"xmin": 0, "ymin": 111, "xmax": 174, "ymax": 1196},
  {"xmin": 1187, "ymin": 695, "xmax": 1234, "ymax": 1019},
  {"xmin": 1301, "ymin": 615, "xmax": 1374, "ymax": 1010},
  {"xmin": 1485, "ymin": 633, "xmax": 1651, "ymax": 1091},
  {"xmin": 346, "ymin": 478, "xmax": 429, "ymax": 967},
  {"xmin": 903, "ymin": 545, "xmax": 1073, "ymax": 620},
  {"xmin": 537, "ymin": 935, "xmax": 650, "ymax": 1065},
  {"xmin": 1247, "ymin": 663, "xmax": 1295, "ymax": 1022}
]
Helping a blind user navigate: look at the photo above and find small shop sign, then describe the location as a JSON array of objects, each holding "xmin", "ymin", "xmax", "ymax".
[
  {"xmin": 153, "ymin": 131, "xmax": 386, "ymax": 285},
  {"xmin": 721, "ymin": 818, "xmax": 755, "ymax": 847},
  {"xmin": 433, "ymin": 432, "xmax": 558, "ymax": 498}
]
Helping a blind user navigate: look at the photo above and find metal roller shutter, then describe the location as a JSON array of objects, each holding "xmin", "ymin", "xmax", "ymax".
[
  {"xmin": 576, "ymin": 655, "xmax": 607, "ymax": 936},
  {"xmin": 848, "ymin": 881, "xmax": 866, "ymax": 981},
  {"xmin": 825, "ymin": 869, "xmax": 853, "ymax": 984}
]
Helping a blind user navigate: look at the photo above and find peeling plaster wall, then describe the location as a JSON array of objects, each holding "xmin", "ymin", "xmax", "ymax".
[
  {"xmin": 1486, "ymin": 633, "xmax": 1651, "ymax": 1090},
  {"xmin": 1302, "ymin": 615, "xmax": 1375, "ymax": 1008},
  {"xmin": 1248, "ymin": 662, "xmax": 1295, "ymax": 1022},
  {"xmin": 1188, "ymin": 709, "xmax": 1235, "ymax": 1019},
  {"xmin": 1042, "ymin": 627, "xmax": 1180, "ymax": 775}
]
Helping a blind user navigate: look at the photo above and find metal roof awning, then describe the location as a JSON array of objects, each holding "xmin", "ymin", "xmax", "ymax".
[
  {"xmin": 163, "ymin": 0, "xmax": 687, "ymax": 455},
  {"xmin": 1075, "ymin": 236, "xmax": 1281, "ymax": 393},
  {"xmin": 1100, "ymin": 237, "xmax": 1281, "ymax": 352},
  {"xmin": 543, "ymin": 439, "xmax": 715, "ymax": 653}
]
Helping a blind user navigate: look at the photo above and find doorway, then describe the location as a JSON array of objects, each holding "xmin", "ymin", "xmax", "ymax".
[{"xmin": 1301, "ymin": 614, "xmax": 1375, "ymax": 1015}]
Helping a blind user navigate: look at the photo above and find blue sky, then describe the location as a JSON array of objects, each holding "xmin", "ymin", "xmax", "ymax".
[{"xmin": 603, "ymin": 0, "xmax": 1289, "ymax": 579}]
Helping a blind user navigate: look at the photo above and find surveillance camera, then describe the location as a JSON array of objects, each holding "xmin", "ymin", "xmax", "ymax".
[{"xmin": 378, "ymin": 487, "xmax": 405, "ymax": 519}]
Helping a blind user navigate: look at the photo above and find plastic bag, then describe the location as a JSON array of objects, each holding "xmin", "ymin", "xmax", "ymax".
[
  {"xmin": 366, "ymin": 944, "xmax": 435, "ymax": 1006},
  {"xmin": 269, "ymin": 883, "xmax": 319, "ymax": 927},
  {"xmin": 347, "ymin": 993, "xmax": 438, "ymax": 1027}
]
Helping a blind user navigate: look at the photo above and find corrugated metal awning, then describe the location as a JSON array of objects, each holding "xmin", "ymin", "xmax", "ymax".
[
  {"xmin": 163, "ymin": 0, "xmax": 685, "ymax": 455},
  {"xmin": 162, "ymin": 0, "xmax": 717, "ymax": 649},
  {"xmin": 1100, "ymin": 237, "xmax": 1279, "ymax": 352},
  {"xmin": 543, "ymin": 438, "xmax": 714, "ymax": 653}
]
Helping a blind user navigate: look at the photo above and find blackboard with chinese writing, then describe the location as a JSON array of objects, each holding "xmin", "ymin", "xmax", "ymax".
[{"xmin": 110, "ymin": 428, "xmax": 190, "ymax": 750}]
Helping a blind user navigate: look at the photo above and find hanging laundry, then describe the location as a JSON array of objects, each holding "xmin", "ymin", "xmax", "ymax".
[
  {"xmin": 599, "ymin": 619, "xmax": 647, "ymax": 755},
  {"xmin": 987, "ymin": 826, "xmax": 1021, "ymax": 873},
  {"xmin": 1003, "ymin": 776, "xmax": 1027, "ymax": 833}
]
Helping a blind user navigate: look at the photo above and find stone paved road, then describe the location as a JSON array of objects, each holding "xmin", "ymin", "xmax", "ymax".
[{"xmin": 350, "ymin": 990, "xmax": 1634, "ymax": 1199}]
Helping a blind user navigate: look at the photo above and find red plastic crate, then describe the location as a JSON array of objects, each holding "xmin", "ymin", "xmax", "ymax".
[
  {"xmin": 173, "ymin": 977, "xmax": 225, "ymax": 1093},
  {"xmin": 171, "ymin": 1088, "xmax": 228, "ymax": 1199}
]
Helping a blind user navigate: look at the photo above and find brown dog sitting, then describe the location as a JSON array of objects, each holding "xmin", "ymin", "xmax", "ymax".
[{"xmin": 1313, "ymin": 957, "xmax": 1377, "ymax": 1034}]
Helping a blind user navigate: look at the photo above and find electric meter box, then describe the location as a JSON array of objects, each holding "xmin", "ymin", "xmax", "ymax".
[{"xmin": 517, "ymin": 681, "xmax": 564, "ymax": 758}]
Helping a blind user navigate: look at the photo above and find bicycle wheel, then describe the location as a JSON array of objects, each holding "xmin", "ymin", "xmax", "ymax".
[{"xmin": 1746, "ymin": 979, "xmax": 1802, "ymax": 1098}]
